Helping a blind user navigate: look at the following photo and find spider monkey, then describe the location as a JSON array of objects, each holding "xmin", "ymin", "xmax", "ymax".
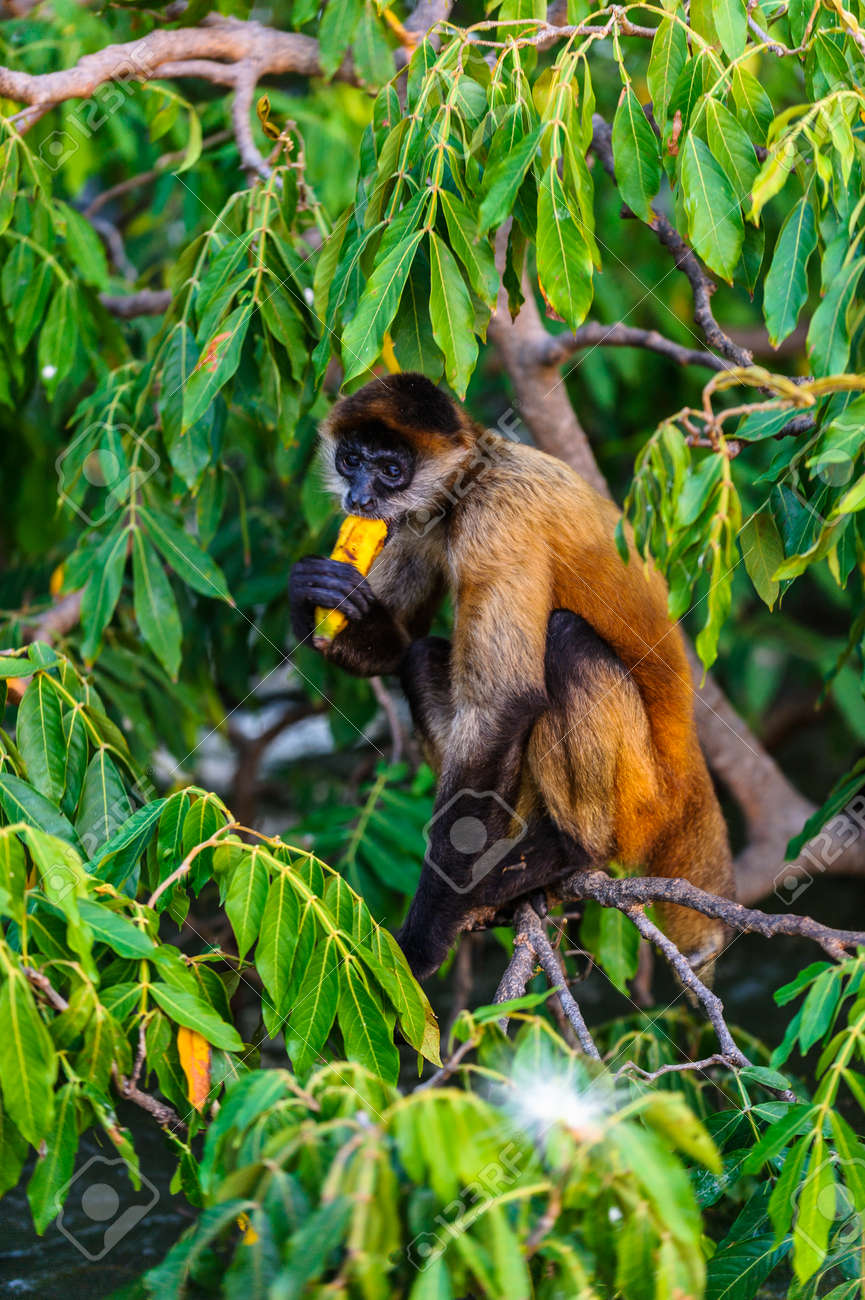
[{"xmin": 290, "ymin": 373, "xmax": 734, "ymax": 981}]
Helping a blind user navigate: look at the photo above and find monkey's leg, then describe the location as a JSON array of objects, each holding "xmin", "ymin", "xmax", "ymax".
[{"xmin": 395, "ymin": 685, "xmax": 548, "ymax": 979}]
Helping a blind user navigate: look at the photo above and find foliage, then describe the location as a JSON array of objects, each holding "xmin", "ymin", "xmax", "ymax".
[
  {"xmin": 1, "ymin": 0, "xmax": 865, "ymax": 1294},
  {"xmin": 142, "ymin": 1036, "xmax": 719, "ymax": 1300}
]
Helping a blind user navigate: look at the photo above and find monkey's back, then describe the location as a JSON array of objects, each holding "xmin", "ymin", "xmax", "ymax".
[{"xmin": 449, "ymin": 436, "xmax": 701, "ymax": 782}]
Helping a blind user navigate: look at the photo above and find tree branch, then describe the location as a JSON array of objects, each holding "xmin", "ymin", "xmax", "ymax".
[
  {"xmin": 99, "ymin": 288, "xmax": 173, "ymax": 317},
  {"xmin": 493, "ymin": 900, "xmax": 600, "ymax": 1056},
  {"xmin": 590, "ymin": 114, "xmax": 753, "ymax": 369},
  {"xmin": 536, "ymin": 321, "xmax": 734, "ymax": 371}
]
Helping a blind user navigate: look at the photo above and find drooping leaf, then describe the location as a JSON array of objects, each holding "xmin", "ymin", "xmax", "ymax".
[
  {"xmin": 680, "ymin": 134, "xmax": 744, "ymax": 282},
  {"xmin": 536, "ymin": 164, "xmax": 593, "ymax": 330},
  {"xmin": 647, "ymin": 19, "xmax": 688, "ymax": 133},
  {"xmin": 0, "ymin": 971, "xmax": 57, "ymax": 1146},
  {"xmin": 26, "ymin": 1081, "xmax": 79, "ymax": 1234},
  {"xmin": 341, "ymin": 230, "xmax": 424, "ymax": 385},
  {"xmin": 139, "ymin": 506, "xmax": 232, "ymax": 603},
  {"xmin": 739, "ymin": 511, "xmax": 784, "ymax": 608},
  {"xmin": 177, "ymin": 1025, "xmax": 212, "ymax": 1113},
  {"xmin": 131, "ymin": 528, "xmax": 182, "ymax": 679},
  {"xmin": 17, "ymin": 675, "xmax": 65, "ymax": 803},
  {"xmin": 612, "ymin": 84, "xmax": 661, "ymax": 222},
  {"xmin": 428, "ymin": 233, "xmax": 478, "ymax": 399},
  {"xmin": 763, "ymin": 197, "xmax": 817, "ymax": 346}
]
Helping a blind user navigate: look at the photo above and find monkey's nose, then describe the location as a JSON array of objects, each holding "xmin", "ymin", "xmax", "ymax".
[{"xmin": 348, "ymin": 492, "xmax": 376, "ymax": 512}]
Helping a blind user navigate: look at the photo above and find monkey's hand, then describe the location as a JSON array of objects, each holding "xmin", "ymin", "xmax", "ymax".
[{"xmin": 289, "ymin": 556, "xmax": 410, "ymax": 675}]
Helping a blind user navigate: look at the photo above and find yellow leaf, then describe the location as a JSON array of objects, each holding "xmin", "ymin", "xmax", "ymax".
[{"xmin": 177, "ymin": 1025, "xmax": 211, "ymax": 1112}]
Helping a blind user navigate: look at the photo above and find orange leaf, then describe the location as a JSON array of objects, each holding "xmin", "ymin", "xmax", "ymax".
[{"xmin": 177, "ymin": 1025, "xmax": 211, "ymax": 1113}]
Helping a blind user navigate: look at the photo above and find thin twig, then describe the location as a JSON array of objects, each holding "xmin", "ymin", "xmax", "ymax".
[
  {"xmin": 370, "ymin": 676, "xmax": 405, "ymax": 763},
  {"xmin": 147, "ymin": 821, "xmax": 239, "ymax": 909},
  {"xmin": 415, "ymin": 1035, "xmax": 479, "ymax": 1090},
  {"xmin": 23, "ymin": 965, "xmax": 69, "ymax": 1012}
]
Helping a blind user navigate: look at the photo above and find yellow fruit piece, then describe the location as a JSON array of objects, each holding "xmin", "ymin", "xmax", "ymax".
[{"xmin": 314, "ymin": 515, "xmax": 388, "ymax": 644}]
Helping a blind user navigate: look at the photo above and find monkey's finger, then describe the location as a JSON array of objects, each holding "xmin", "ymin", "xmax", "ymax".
[
  {"xmin": 300, "ymin": 582, "xmax": 372, "ymax": 620},
  {"xmin": 295, "ymin": 556, "xmax": 368, "ymax": 585}
]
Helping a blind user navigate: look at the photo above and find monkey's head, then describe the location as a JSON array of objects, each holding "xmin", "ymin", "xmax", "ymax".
[{"xmin": 319, "ymin": 373, "xmax": 478, "ymax": 526}]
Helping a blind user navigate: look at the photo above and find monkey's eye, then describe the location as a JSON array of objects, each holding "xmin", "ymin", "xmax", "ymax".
[
  {"xmin": 381, "ymin": 461, "xmax": 402, "ymax": 481},
  {"xmin": 342, "ymin": 452, "xmax": 361, "ymax": 470}
]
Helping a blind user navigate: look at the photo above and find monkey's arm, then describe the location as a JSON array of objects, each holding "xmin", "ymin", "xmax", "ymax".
[{"xmin": 289, "ymin": 539, "xmax": 445, "ymax": 677}]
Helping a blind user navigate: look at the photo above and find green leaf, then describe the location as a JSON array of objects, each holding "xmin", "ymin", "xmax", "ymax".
[
  {"xmin": 580, "ymin": 901, "xmax": 640, "ymax": 993},
  {"xmin": 704, "ymin": 99, "xmax": 759, "ymax": 203},
  {"xmin": 77, "ymin": 900, "xmax": 155, "ymax": 957},
  {"xmin": 13, "ymin": 258, "xmax": 53, "ymax": 354},
  {"xmin": 80, "ymin": 525, "xmax": 129, "ymax": 661},
  {"xmin": 680, "ymin": 134, "xmax": 743, "ymax": 282},
  {"xmin": 536, "ymin": 164, "xmax": 593, "ymax": 330},
  {"xmin": 76, "ymin": 749, "xmax": 132, "ymax": 859},
  {"xmin": 149, "ymin": 983, "xmax": 243, "ymax": 1052},
  {"xmin": 60, "ymin": 708, "xmax": 88, "ymax": 821},
  {"xmin": 0, "ymin": 832, "xmax": 26, "ymax": 907},
  {"xmin": 38, "ymin": 283, "xmax": 76, "ymax": 393},
  {"xmin": 139, "ymin": 506, "xmax": 232, "ymax": 603},
  {"xmin": 27, "ymin": 1081, "xmax": 79, "ymax": 1234},
  {"xmin": 91, "ymin": 798, "xmax": 167, "ymax": 887},
  {"xmin": 17, "ymin": 674, "xmax": 65, "ymax": 803},
  {"xmin": 731, "ymin": 66, "xmax": 774, "ymax": 144},
  {"xmin": 428, "ymin": 232, "xmax": 478, "ymax": 399},
  {"xmin": 337, "ymin": 959, "xmax": 399, "ymax": 1083},
  {"xmin": 440, "ymin": 190, "xmax": 498, "ymax": 309},
  {"xmin": 0, "ymin": 970, "xmax": 57, "ymax": 1146},
  {"xmin": 612, "ymin": 84, "xmax": 661, "ymax": 222},
  {"xmin": 0, "ymin": 141, "xmax": 17, "ymax": 238},
  {"xmin": 60, "ymin": 203, "xmax": 110, "ymax": 290},
  {"xmin": 647, "ymin": 19, "xmax": 688, "ymax": 133},
  {"xmin": 706, "ymin": 1233, "xmax": 790, "ymax": 1300},
  {"xmin": 0, "ymin": 774, "xmax": 80, "ymax": 846},
  {"xmin": 341, "ymin": 229, "xmax": 424, "ymax": 385},
  {"xmin": 807, "ymin": 256, "xmax": 865, "ymax": 378},
  {"xmin": 712, "ymin": 0, "xmax": 747, "ymax": 60},
  {"xmin": 319, "ymin": 0, "xmax": 363, "ymax": 78},
  {"xmin": 286, "ymin": 932, "xmax": 340, "ymax": 1074},
  {"xmin": 225, "ymin": 849, "xmax": 269, "ymax": 959},
  {"xmin": 478, "ymin": 128, "xmax": 541, "ymax": 235},
  {"xmin": 131, "ymin": 528, "xmax": 182, "ymax": 679},
  {"xmin": 763, "ymin": 198, "xmax": 817, "ymax": 347},
  {"xmin": 182, "ymin": 302, "xmax": 252, "ymax": 431},
  {"xmin": 748, "ymin": 141, "xmax": 797, "ymax": 224},
  {"xmin": 743, "ymin": 1103, "xmax": 815, "ymax": 1172},
  {"xmin": 798, "ymin": 965, "xmax": 840, "ymax": 1052},
  {"xmin": 256, "ymin": 870, "xmax": 301, "ymax": 1027},
  {"xmin": 740, "ymin": 511, "xmax": 784, "ymax": 608},
  {"xmin": 793, "ymin": 1134, "xmax": 832, "ymax": 1280}
]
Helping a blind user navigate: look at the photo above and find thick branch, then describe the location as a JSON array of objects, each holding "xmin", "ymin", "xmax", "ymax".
[
  {"xmin": 100, "ymin": 288, "xmax": 172, "ymax": 317},
  {"xmin": 0, "ymin": 20, "xmax": 326, "ymax": 110}
]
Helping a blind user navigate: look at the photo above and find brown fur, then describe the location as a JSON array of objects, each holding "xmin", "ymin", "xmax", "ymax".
[{"xmin": 316, "ymin": 376, "xmax": 734, "ymax": 969}]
